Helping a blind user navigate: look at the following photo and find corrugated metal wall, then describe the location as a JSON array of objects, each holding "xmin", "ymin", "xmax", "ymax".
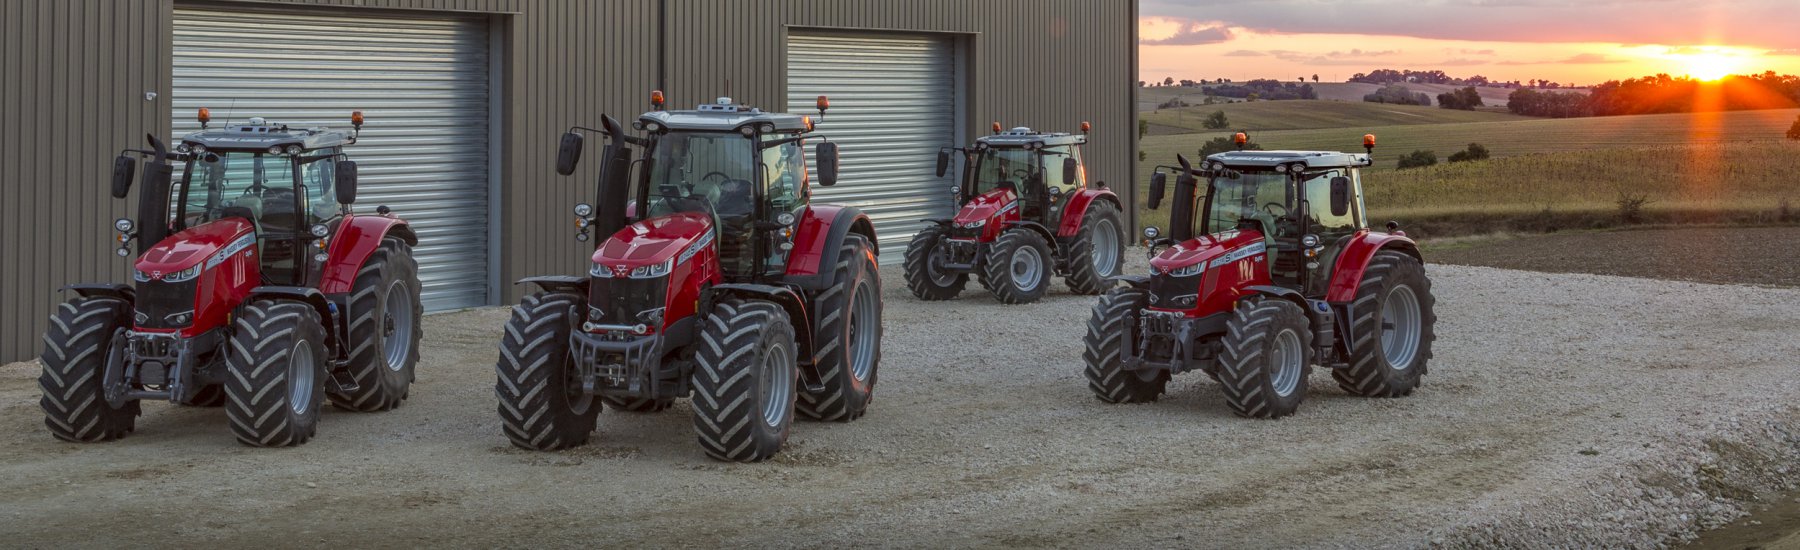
[{"xmin": 0, "ymin": 0, "xmax": 1134, "ymax": 361}]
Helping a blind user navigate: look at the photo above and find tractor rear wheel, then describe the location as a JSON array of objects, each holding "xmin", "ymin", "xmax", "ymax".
[
  {"xmin": 903, "ymin": 226, "xmax": 966, "ymax": 300},
  {"xmin": 225, "ymin": 300, "xmax": 328, "ymax": 447},
  {"xmin": 38, "ymin": 297, "xmax": 138, "ymax": 442},
  {"xmin": 601, "ymin": 396, "xmax": 674, "ymax": 413},
  {"xmin": 1083, "ymin": 287, "xmax": 1169, "ymax": 403},
  {"xmin": 799, "ymin": 234, "xmax": 882, "ymax": 422},
  {"xmin": 983, "ymin": 228, "xmax": 1054, "ymax": 304},
  {"xmin": 1216, "ymin": 297, "xmax": 1312, "ymax": 419},
  {"xmin": 1064, "ymin": 200, "xmax": 1124, "ymax": 295},
  {"xmin": 691, "ymin": 299, "xmax": 797, "ymax": 462},
  {"xmin": 1334, "ymin": 251, "xmax": 1436, "ymax": 397},
  {"xmin": 495, "ymin": 292, "xmax": 598, "ymax": 451},
  {"xmin": 329, "ymin": 239, "xmax": 421, "ymax": 412}
]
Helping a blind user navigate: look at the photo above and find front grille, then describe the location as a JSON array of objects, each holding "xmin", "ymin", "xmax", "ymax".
[
  {"xmin": 1145, "ymin": 273, "xmax": 1202, "ymax": 310},
  {"xmin": 135, "ymin": 279, "xmax": 199, "ymax": 329},
  {"xmin": 588, "ymin": 276, "xmax": 668, "ymax": 328}
]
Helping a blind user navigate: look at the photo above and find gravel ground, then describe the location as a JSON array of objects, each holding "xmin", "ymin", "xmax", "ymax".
[
  {"xmin": 2, "ymin": 255, "xmax": 1798, "ymax": 548},
  {"xmin": 1429, "ymin": 226, "xmax": 1800, "ymax": 288}
]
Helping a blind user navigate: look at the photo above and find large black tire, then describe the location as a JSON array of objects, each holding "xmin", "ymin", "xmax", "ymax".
[
  {"xmin": 982, "ymin": 228, "xmax": 1054, "ymax": 304},
  {"xmin": 39, "ymin": 297, "xmax": 138, "ymax": 442},
  {"xmin": 1064, "ymin": 200, "xmax": 1125, "ymax": 295},
  {"xmin": 1083, "ymin": 288, "xmax": 1169, "ymax": 403},
  {"xmin": 691, "ymin": 300, "xmax": 797, "ymax": 462},
  {"xmin": 495, "ymin": 293, "xmax": 599, "ymax": 451},
  {"xmin": 601, "ymin": 395, "xmax": 674, "ymax": 413},
  {"xmin": 1216, "ymin": 297, "xmax": 1313, "ymax": 419},
  {"xmin": 185, "ymin": 384, "xmax": 226, "ymax": 407},
  {"xmin": 799, "ymin": 235, "xmax": 882, "ymax": 422},
  {"xmin": 225, "ymin": 300, "xmax": 328, "ymax": 447},
  {"xmin": 1334, "ymin": 251, "xmax": 1437, "ymax": 397},
  {"xmin": 903, "ymin": 226, "xmax": 966, "ymax": 300},
  {"xmin": 329, "ymin": 239, "xmax": 421, "ymax": 412}
]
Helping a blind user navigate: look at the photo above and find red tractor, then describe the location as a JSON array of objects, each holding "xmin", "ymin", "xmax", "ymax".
[
  {"xmin": 904, "ymin": 123, "xmax": 1126, "ymax": 304},
  {"xmin": 497, "ymin": 93, "xmax": 883, "ymax": 462},
  {"xmin": 1085, "ymin": 135, "xmax": 1436, "ymax": 418},
  {"xmin": 40, "ymin": 111, "xmax": 422, "ymax": 446}
]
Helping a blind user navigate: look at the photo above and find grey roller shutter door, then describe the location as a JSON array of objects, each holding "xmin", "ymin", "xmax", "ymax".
[
  {"xmin": 787, "ymin": 33, "xmax": 956, "ymax": 261},
  {"xmin": 172, "ymin": 7, "xmax": 491, "ymax": 311}
]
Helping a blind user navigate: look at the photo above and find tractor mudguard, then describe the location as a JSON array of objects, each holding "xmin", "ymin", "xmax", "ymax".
[
  {"xmin": 317, "ymin": 215, "xmax": 418, "ymax": 295},
  {"xmin": 515, "ymin": 276, "xmax": 589, "ymax": 296},
  {"xmin": 1243, "ymin": 285, "xmax": 1308, "ymax": 308},
  {"xmin": 1324, "ymin": 231, "xmax": 1423, "ymax": 303},
  {"xmin": 783, "ymin": 205, "xmax": 877, "ymax": 291},
  {"xmin": 60, "ymin": 283, "xmax": 136, "ymax": 303},
  {"xmin": 707, "ymin": 283, "xmax": 823, "ymax": 389},
  {"xmin": 1108, "ymin": 274, "xmax": 1151, "ymax": 289},
  {"xmin": 919, "ymin": 218, "xmax": 952, "ymax": 226},
  {"xmin": 999, "ymin": 220, "xmax": 1058, "ymax": 247},
  {"xmin": 244, "ymin": 286, "xmax": 337, "ymax": 334},
  {"xmin": 1055, "ymin": 189, "xmax": 1123, "ymax": 238}
]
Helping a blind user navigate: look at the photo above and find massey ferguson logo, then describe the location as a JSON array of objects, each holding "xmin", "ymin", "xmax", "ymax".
[
  {"xmin": 613, "ymin": 265, "xmax": 631, "ymax": 277},
  {"xmin": 150, "ymin": 271, "xmax": 162, "ymax": 280}
]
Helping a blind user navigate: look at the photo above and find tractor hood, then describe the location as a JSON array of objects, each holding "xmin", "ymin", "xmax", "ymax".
[
  {"xmin": 135, "ymin": 218, "xmax": 256, "ymax": 277},
  {"xmin": 952, "ymin": 188, "xmax": 1020, "ymax": 226},
  {"xmin": 591, "ymin": 211, "xmax": 715, "ymax": 275},
  {"xmin": 1149, "ymin": 228, "xmax": 1266, "ymax": 274}
]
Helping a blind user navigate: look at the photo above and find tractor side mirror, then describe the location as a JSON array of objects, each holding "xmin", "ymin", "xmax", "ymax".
[
  {"xmin": 815, "ymin": 141, "xmax": 841, "ymax": 187},
  {"xmin": 555, "ymin": 132, "xmax": 584, "ymax": 176},
  {"xmin": 935, "ymin": 150, "xmax": 950, "ymax": 178},
  {"xmin": 1147, "ymin": 172, "xmax": 1167, "ymax": 210},
  {"xmin": 1329, "ymin": 176, "xmax": 1350, "ymax": 217},
  {"xmin": 111, "ymin": 156, "xmax": 136, "ymax": 198},
  {"xmin": 1062, "ymin": 157, "xmax": 1079, "ymax": 185},
  {"xmin": 335, "ymin": 160, "xmax": 359, "ymax": 204}
]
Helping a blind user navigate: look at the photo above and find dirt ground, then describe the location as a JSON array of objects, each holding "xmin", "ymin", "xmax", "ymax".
[
  {"xmin": 3, "ymin": 249, "xmax": 1799, "ymax": 547},
  {"xmin": 1429, "ymin": 225, "xmax": 1800, "ymax": 288}
]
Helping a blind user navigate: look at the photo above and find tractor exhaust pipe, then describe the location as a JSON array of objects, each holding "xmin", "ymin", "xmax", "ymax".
[
  {"xmin": 136, "ymin": 134, "xmax": 174, "ymax": 253},
  {"xmin": 1170, "ymin": 154, "xmax": 1200, "ymax": 242},
  {"xmin": 591, "ymin": 115, "xmax": 635, "ymax": 244}
]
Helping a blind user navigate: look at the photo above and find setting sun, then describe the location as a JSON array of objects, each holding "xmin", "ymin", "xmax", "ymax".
[{"xmin": 1676, "ymin": 52, "xmax": 1741, "ymax": 81}]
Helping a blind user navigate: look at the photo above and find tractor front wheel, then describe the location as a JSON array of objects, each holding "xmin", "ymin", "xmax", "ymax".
[
  {"xmin": 39, "ymin": 297, "xmax": 138, "ymax": 442},
  {"xmin": 225, "ymin": 300, "xmax": 328, "ymax": 447},
  {"xmin": 800, "ymin": 234, "xmax": 882, "ymax": 422},
  {"xmin": 1064, "ymin": 200, "xmax": 1124, "ymax": 295},
  {"xmin": 691, "ymin": 299, "xmax": 797, "ymax": 462},
  {"xmin": 903, "ymin": 226, "xmax": 966, "ymax": 300},
  {"xmin": 1334, "ymin": 251, "xmax": 1436, "ymax": 397},
  {"xmin": 983, "ymin": 228, "xmax": 1054, "ymax": 304},
  {"xmin": 329, "ymin": 238, "xmax": 421, "ymax": 412},
  {"xmin": 495, "ymin": 293, "xmax": 598, "ymax": 451},
  {"xmin": 1216, "ymin": 297, "xmax": 1313, "ymax": 419},
  {"xmin": 1082, "ymin": 287, "xmax": 1169, "ymax": 403}
]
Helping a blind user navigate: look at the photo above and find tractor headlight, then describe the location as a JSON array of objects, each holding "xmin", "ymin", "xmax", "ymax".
[
  {"xmin": 309, "ymin": 224, "xmax": 330, "ymax": 238},
  {"xmin": 574, "ymin": 203, "xmax": 594, "ymax": 217},
  {"xmin": 1301, "ymin": 234, "xmax": 1321, "ymax": 248},
  {"xmin": 739, "ymin": 126, "xmax": 756, "ymax": 137},
  {"xmin": 133, "ymin": 269, "xmax": 152, "ymax": 282},
  {"xmin": 313, "ymin": 253, "xmax": 329, "ymax": 263},
  {"xmin": 1143, "ymin": 226, "xmax": 1160, "ymax": 239},
  {"xmin": 637, "ymin": 307, "xmax": 665, "ymax": 326},
  {"xmin": 164, "ymin": 310, "xmax": 194, "ymax": 326},
  {"xmin": 629, "ymin": 259, "xmax": 674, "ymax": 279},
  {"xmin": 644, "ymin": 122, "xmax": 663, "ymax": 133},
  {"xmin": 1168, "ymin": 262, "xmax": 1204, "ymax": 277},
  {"xmin": 1167, "ymin": 294, "xmax": 1198, "ymax": 308},
  {"xmin": 285, "ymin": 145, "xmax": 302, "ymax": 155},
  {"xmin": 268, "ymin": 146, "xmax": 283, "ymax": 155},
  {"xmin": 588, "ymin": 262, "xmax": 614, "ymax": 278},
  {"xmin": 776, "ymin": 212, "xmax": 796, "ymax": 226},
  {"xmin": 115, "ymin": 218, "xmax": 135, "ymax": 232},
  {"xmin": 176, "ymin": 143, "xmax": 191, "ymax": 153},
  {"xmin": 758, "ymin": 123, "xmax": 776, "ymax": 134},
  {"xmin": 1275, "ymin": 164, "xmax": 1289, "ymax": 173},
  {"xmin": 162, "ymin": 264, "xmax": 203, "ymax": 283},
  {"xmin": 190, "ymin": 144, "xmax": 207, "ymax": 155}
]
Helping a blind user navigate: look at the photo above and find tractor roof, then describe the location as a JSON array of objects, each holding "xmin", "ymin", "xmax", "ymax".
[
  {"xmin": 640, "ymin": 97, "xmax": 810, "ymax": 134},
  {"xmin": 179, "ymin": 118, "xmax": 355, "ymax": 152},
  {"xmin": 977, "ymin": 127, "xmax": 1087, "ymax": 148},
  {"xmin": 1204, "ymin": 150, "xmax": 1373, "ymax": 170}
]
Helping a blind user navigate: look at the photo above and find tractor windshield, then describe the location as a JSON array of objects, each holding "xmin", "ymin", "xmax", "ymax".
[
  {"xmin": 971, "ymin": 147, "xmax": 1038, "ymax": 197},
  {"xmin": 1203, "ymin": 172, "xmax": 1297, "ymax": 240},
  {"xmin": 179, "ymin": 151, "xmax": 337, "ymax": 231},
  {"xmin": 644, "ymin": 132, "xmax": 757, "ymax": 221}
]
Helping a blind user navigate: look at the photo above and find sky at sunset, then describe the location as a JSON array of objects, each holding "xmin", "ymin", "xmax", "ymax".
[{"xmin": 1138, "ymin": 0, "xmax": 1800, "ymax": 85}]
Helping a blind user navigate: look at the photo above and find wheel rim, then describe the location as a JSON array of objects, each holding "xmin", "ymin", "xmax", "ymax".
[
  {"xmin": 927, "ymin": 245, "xmax": 958, "ymax": 286},
  {"xmin": 381, "ymin": 280, "xmax": 414, "ymax": 371},
  {"xmin": 758, "ymin": 340, "xmax": 793, "ymax": 427},
  {"xmin": 1381, "ymin": 285, "xmax": 1422, "ymax": 370},
  {"xmin": 1090, "ymin": 218, "xmax": 1120, "ymax": 277},
  {"xmin": 288, "ymin": 341, "xmax": 317, "ymax": 415},
  {"xmin": 1270, "ymin": 328, "xmax": 1304, "ymax": 398},
  {"xmin": 848, "ymin": 280, "xmax": 878, "ymax": 382},
  {"xmin": 1010, "ymin": 244, "xmax": 1044, "ymax": 291}
]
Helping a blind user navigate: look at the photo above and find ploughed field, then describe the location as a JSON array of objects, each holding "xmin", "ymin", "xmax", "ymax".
[{"xmin": 2, "ymin": 248, "xmax": 1798, "ymax": 547}]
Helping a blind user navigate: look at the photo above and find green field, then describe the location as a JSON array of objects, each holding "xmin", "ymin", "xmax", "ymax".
[
  {"xmin": 1132, "ymin": 108, "xmax": 1800, "ymax": 235},
  {"xmin": 1142, "ymin": 100, "xmax": 1530, "ymax": 134}
]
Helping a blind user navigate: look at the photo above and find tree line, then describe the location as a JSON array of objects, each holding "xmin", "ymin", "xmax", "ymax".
[{"xmin": 1508, "ymin": 72, "xmax": 1800, "ymax": 118}]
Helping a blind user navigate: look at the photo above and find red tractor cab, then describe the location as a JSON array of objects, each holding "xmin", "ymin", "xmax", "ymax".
[
  {"xmin": 498, "ymin": 93, "xmax": 883, "ymax": 462},
  {"xmin": 40, "ymin": 112, "xmax": 422, "ymax": 446},
  {"xmin": 1084, "ymin": 140, "xmax": 1437, "ymax": 418},
  {"xmin": 904, "ymin": 124, "xmax": 1126, "ymax": 304}
]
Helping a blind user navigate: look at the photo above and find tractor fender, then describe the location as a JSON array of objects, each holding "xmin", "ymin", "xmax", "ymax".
[
  {"xmin": 1324, "ymin": 231, "xmax": 1424, "ymax": 303},
  {"xmin": 243, "ymin": 286, "xmax": 338, "ymax": 342},
  {"xmin": 60, "ymin": 283, "xmax": 136, "ymax": 304},
  {"xmin": 999, "ymin": 220, "xmax": 1058, "ymax": 248},
  {"xmin": 783, "ymin": 205, "xmax": 877, "ymax": 291},
  {"xmin": 706, "ymin": 283, "xmax": 821, "ymax": 387},
  {"xmin": 1242, "ymin": 285, "xmax": 1308, "ymax": 309},
  {"xmin": 918, "ymin": 218, "xmax": 952, "ymax": 227},
  {"xmin": 317, "ymin": 214, "xmax": 418, "ymax": 295},
  {"xmin": 515, "ymin": 275, "xmax": 589, "ymax": 297},
  {"xmin": 1055, "ymin": 188, "xmax": 1123, "ymax": 238},
  {"xmin": 1108, "ymin": 274, "xmax": 1152, "ymax": 289}
]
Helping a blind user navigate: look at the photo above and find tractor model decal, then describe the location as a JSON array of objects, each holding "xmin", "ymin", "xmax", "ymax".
[
  {"xmin": 1208, "ymin": 241, "xmax": 1267, "ymax": 269},
  {"xmin": 677, "ymin": 229, "xmax": 715, "ymax": 265},
  {"xmin": 204, "ymin": 233, "xmax": 257, "ymax": 269}
]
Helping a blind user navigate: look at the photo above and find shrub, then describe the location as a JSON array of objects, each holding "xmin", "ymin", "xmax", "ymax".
[
  {"xmin": 1202, "ymin": 110, "xmax": 1230, "ymax": 129},
  {"xmin": 1447, "ymin": 143, "xmax": 1491, "ymax": 163},
  {"xmin": 1615, "ymin": 192, "xmax": 1652, "ymax": 223},
  {"xmin": 1157, "ymin": 97, "xmax": 1190, "ymax": 110},
  {"xmin": 1396, "ymin": 150, "xmax": 1438, "ymax": 169},
  {"xmin": 1197, "ymin": 136, "xmax": 1263, "ymax": 158},
  {"xmin": 1788, "ymin": 115, "xmax": 1800, "ymax": 140},
  {"xmin": 1436, "ymin": 86, "xmax": 1485, "ymax": 110},
  {"xmin": 1363, "ymin": 84, "xmax": 1431, "ymax": 106}
]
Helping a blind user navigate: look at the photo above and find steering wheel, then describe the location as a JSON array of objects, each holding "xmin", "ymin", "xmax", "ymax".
[
  {"xmin": 1262, "ymin": 202, "xmax": 1288, "ymax": 217},
  {"xmin": 701, "ymin": 171, "xmax": 732, "ymax": 183},
  {"xmin": 1011, "ymin": 168, "xmax": 1030, "ymax": 179}
]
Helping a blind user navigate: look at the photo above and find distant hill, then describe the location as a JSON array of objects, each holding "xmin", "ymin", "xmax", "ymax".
[
  {"xmin": 1141, "ymin": 100, "xmax": 1530, "ymax": 135},
  {"xmin": 1138, "ymin": 82, "xmax": 1588, "ymax": 111}
]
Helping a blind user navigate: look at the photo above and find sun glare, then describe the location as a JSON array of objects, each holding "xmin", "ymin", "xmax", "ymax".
[{"xmin": 1681, "ymin": 52, "xmax": 1739, "ymax": 81}]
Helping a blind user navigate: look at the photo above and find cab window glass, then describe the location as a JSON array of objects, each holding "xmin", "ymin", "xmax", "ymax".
[{"xmin": 1303, "ymin": 169, "xmax": 1356, "ymax": 235}]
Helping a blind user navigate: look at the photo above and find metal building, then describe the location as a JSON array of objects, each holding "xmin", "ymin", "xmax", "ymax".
[{"xmin": 0, "ymin": 0, "xmax": 1139, "ymax": 361}]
